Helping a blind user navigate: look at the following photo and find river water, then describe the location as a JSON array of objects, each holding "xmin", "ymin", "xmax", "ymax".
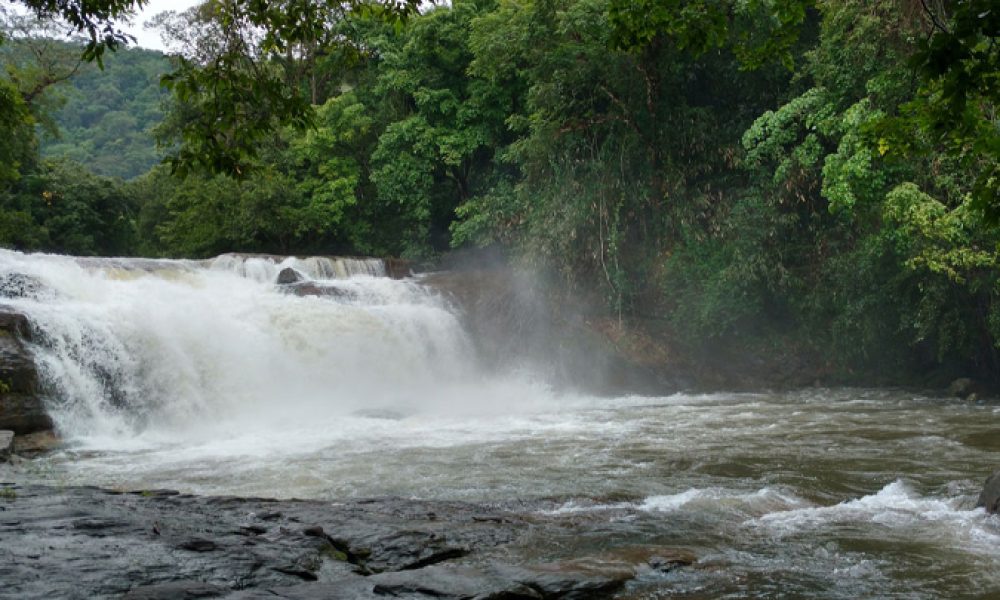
[{"xmin": 2, "ymin": 249, "xmax": 999, "ymax": 598}]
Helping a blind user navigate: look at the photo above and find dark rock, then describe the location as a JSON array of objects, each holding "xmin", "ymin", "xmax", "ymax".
[
  {"xmin": 73, "ymin": 517, "xmax": 129, "ymax": 532},
  {"xmin": 124, "ymin": 581, "xmax": 227, "ymax": 599},
  {"xmin": 226, "ymin": 561, "xmax": 633, "ymax": 600},
  {"xmin": 276, "ymin": 268, "xmax": 305, "ymax": 285},
  {"xmin": 368, "ymin": 564, "xmax": 542, "ymax": 598},
  {"xmin": 302, "ymin": 525, "xmax": 325, "ymax": 537},
  {"xmin": 647, "ymin": 550, "xmax": 697, "ymax": 572},
  {"xmin": 0, "ymin": 430, "xmax": 12, "ymax": 462},
  {"xmin": 178, "ymin": 538, "xmax": 218, "ymax": 552},
  {"xmin": 0, "ymin": 486, "xmax": 674, "ymax": 599},
  {"xmin": 0, "ymin": 309, "xmax": 34, "ymax": 340},
  {"xmin": 238, "ymin": 525, "xmax": 268, "ymax": 536},
  {"xmin": 948, "ymin": 377, "xmax": 991, "ymax": 400},
  {"xmin": 280, "ymin": 282, "xmax": 354, "ymax": 300},
  {"xmin": 0, "ymin": 307, "xmax": 52, "ymax": 435},
  {"xmin": 363, "ymin": 530, "xmax": 469, "ymax": 573},
  {"xmin": 493, "ymin": 563, "xmax": 633, "ymax": 598},
  {"xmin": 12, "ymin": 429, "xmax": 60, "ymax": 457},
  {"xmin": 383, "ymin": 258, "xmax": 412, "ymax": 280},
  {"xmin": 978, "ymin": 469, "xmax": 1000, "ymax": 514},
  {"xmin": 0, "ymin": 273, "xmax": 47, "ymax": 300},
  {"xmin": 0, "ymin": 392, "xmax": 52, "ymax": 435}
]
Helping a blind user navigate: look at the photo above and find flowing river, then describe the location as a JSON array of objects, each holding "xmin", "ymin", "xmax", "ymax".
[{"xmin": 2, "ymin": 249, "xmax": 999, "ymax": 598}]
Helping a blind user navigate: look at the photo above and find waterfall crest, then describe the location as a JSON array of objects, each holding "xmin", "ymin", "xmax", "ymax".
[{"xmin": 0, "ymin": 249, "xmax": 481, "ymax": 441}]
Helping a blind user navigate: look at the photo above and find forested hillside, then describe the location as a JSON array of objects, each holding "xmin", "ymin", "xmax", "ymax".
[
  {"xmin": 1, "ymin": 0, "xmax": 997, "ymax": 389},
  {"xmin": 41, "ymin": 46, "xmax": 169, "ymax": 179}
]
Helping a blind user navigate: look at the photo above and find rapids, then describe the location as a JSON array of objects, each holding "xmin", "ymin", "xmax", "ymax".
[{"xmin": 2, "ymin": 249, "xmax": 1000, "ymax": 598}]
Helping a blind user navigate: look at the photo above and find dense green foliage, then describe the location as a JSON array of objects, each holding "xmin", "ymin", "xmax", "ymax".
[
  {"xmin": 1, "ymin": 0, "xmax": 998, "ymax": 386},
  {"xmin": 41, "ymin": 46, "xmax": 170, "ymax": 179}
]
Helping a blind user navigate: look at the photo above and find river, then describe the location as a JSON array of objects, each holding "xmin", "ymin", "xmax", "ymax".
[{"xmin": 2, "ymin": 249, "xmax": 999, "ymax": 598}]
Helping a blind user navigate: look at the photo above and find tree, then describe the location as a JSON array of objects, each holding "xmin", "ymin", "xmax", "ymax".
[
  {"xmin": 151, "ymin": 0, "xmax": 420, "ymax": 176},
  {"xmin": 877, "ymin": 0, "xmax": 1000, "ymax": 220},
  {"xmin": 7, "ymin": 0, "xmax": 420, "ymax": 176}
]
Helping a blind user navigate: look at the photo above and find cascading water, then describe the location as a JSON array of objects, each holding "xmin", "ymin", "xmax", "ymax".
[
  {"xmin": 3, "ymin": 248, "xmax": 1000, "ymax": 598},
  {"xmin": 207, "ymin": 252, "xmax": 387, "ymax": 281},
  {"xmin": 0, "ymin": 249, "xmax": 517, "ymax": 444}
]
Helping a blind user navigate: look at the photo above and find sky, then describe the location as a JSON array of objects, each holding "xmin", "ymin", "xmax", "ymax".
[{"xmin": 126, "ymin": 0, "xmax": 201, "ymax": 50}]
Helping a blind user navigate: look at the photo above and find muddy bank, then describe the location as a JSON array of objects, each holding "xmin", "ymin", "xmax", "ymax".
[{"xmin": 0, "ymin": 484, "xmax": 693, "ymax": 600}]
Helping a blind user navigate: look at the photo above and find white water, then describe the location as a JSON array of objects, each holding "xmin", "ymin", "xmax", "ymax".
[
  {"xmin": 0, "ymin": 249, "xmax": 532, "ymax": 445},
  {"xmin": 4, "ymin": 249, "xmax": 1000, "ymax": 598}
]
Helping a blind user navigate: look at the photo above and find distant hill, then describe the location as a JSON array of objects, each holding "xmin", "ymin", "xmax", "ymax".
[{"xmin": 39, "ymin": 46, "xmax": 171, "ymax": 180}]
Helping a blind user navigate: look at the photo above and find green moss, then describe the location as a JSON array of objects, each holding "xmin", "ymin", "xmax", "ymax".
[{"xmin": 320, "ymin": 545, "xmax": 349, "ymax": 562}]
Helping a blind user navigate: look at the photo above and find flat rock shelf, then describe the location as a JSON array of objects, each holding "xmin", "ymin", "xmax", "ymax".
[{"xmin": 0, "ymin": 484, "xmax": 694, "ymax": 600}]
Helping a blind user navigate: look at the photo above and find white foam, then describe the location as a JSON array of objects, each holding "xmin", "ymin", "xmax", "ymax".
[
  {"xmin": 208, "ymin": 253, "xmax": 385, "ymax": 281},
  {"xmin": 640, "ymin": 487, "xmax": 810, "ymax": 515},
  {"xmin": 755, "ymin": 480, "xmax": 1000, "ymax": 554}
]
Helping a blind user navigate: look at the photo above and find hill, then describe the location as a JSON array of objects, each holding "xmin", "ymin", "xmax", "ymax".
[{"xmin": 39, "ymin": 45, "xmax": 170, "ymax": 180}]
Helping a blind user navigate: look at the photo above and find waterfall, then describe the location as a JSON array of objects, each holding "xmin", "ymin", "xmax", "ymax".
[
  {"xmin": 0, "ymin": 250, "xmax": 478, "ymax": 441},
  {"xmin": 207, "ymin": 253, "xmax": 387, "ymax": 281}
]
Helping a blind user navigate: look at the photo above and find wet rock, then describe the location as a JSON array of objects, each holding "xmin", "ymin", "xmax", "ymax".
[
  {"xmin": 383, "ymin": 257, "xmax": 412, "ymax": 280},
  {"xmin": 362, "ymin": 529, "xmax": 469, "ymax": 573},
  {"xmin": 13, "ymin": 429, "xmax": 61, "ymax": 457},
  {"xmin": 977, "ymin": 469, "xmax": 1000, "ymax": 514},
  {"xmin": 563, "ymin": 545, "xmax": 697, "ymax": 576},
  {"xmin": 647, "ymin": 549, "xmax": 697, "ymax": 572},
  {"xmin": 493, "ymin": 562, "xmax": 633, "ymax": 598},
  {"xmin": 178, "ymin": 538, "xmax": 219, "ymax": 552},
  {"xmin": 225, "ymin": 562, "xmax": 631, "ymax": 599},
  {"xmin": 368, "ymin": 564, "xmax": 543, "ymax": 598},
  {"xmin": 0, "ymin": 430, "xmax": 12, "ymax": 462},
  {"xmin": 281, "ymin": 282, "xmax": 354, "ymax": 300},
  {"xmin": 124, "ymin": 581, "xmax": 226, "ymax": 599},
  {"xmin": 0, "ymin": 485, "xmax": 660, "ymax": 599},
  {"xmin": 0, "ymin": 308, "xmax": 52, "ymax": 435},
  {"xmin": 276, "ymin": 268, "xmax": 305, "ymax": 285}
]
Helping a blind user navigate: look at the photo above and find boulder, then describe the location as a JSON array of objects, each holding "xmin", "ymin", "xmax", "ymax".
[
  {"xmin": 977, "ymin": 469, "xmax": 1000, "ymax": 514},
  {"xmin": 0, "ymin": 430, "xmax": 12, "ymax": 462},
  {"xmin": 276, "ymin": 267, "xmax": 305, "ymax": 285},
  {"xmin": 0, "ymin": 307, "xmax": 52, "ymax": 434}
]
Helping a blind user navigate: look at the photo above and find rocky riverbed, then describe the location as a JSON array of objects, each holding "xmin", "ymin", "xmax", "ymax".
[{"xmin": 0, "ymin": 483, "xmax": 695, "ymax": 600}]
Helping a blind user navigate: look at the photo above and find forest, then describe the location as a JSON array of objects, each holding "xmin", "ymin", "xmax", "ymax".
[{"xmin": 0, "ymin": 0, "xmax": 998, "ymax": 388}]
